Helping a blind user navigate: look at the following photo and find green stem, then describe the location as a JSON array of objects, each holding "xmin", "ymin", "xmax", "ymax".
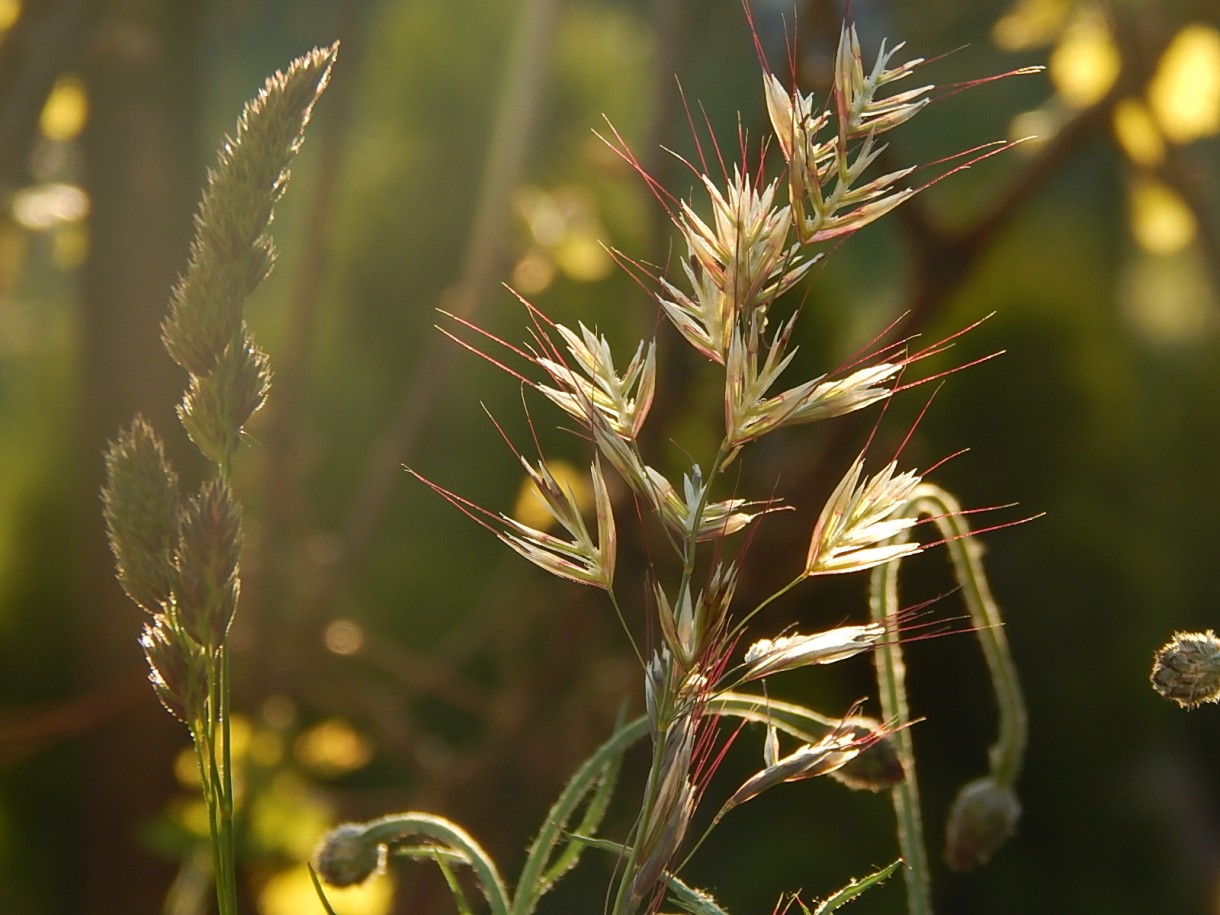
[
  {"xmin": 513, "ymin": 716, "xmax": 648, "ymax": 915},
  {"xmin": 870, "ymin": 482, "xmax": 1028, "ymax": 914},
  {"xmin": 360, "ymin": 813, "xmax": 512, "ymax": 915},
  {"xmin": 869, "ymin": 545, "xmax": 931, "ymax": 915},
  {"xmin": 910, "ymin": 484, "xmax": 1026, "ymax": 787},
  {"xmin": 191, "ymin": 720, "xmax": 227, "ymax": 915},
  {"xmin": 217, "ymin": 645, "xmax": 238, "ymax": 914}
]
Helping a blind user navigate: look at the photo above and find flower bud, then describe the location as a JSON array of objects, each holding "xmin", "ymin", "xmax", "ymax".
[
  {"xmin": 314, "ymin": 823, "xmax": 386, "ymax": 888},
  {"xmin": 944, "ymin": 776, "xmax": 1020, "ymax": 871}
]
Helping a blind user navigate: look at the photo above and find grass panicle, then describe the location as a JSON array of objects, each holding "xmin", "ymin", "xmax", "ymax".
[
  {"xmin": 322, "ymin": 17, "xmax": 1027, "ymax": 915},
  {"xmin": 101, "ymin": 44, "xmax": 337, "ymax": 915}
]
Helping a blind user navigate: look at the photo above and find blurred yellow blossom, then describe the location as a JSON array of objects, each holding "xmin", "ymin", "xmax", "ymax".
[
  {"xmin": 993, "ymin": 0, "xmax": 1071, "ymax": 51},
  {"xmin": 1112, "ymin": 98, "xmax": 1165, "ymax": 167},
  {"xmin": 1129, "ymin": 176, "xmax": 1196, "ymax": 255},
  {"xmin": 40, "ymin": 76, "xmax": 88, "ymax": 141},
  {"xmin": 1148, "ymin": 24, "xmax": 1220, "ymax": 143},
  {"xmin": 259, "ymin": 864, "xmax": 393, "ymax": 915},
  {"xmin": 1050, "ymin": 10, "xmax": 1119, "ymax": 107},
  {"xmin": 512, "ymin": 458, "xmax": 591, "ymax": 531}
]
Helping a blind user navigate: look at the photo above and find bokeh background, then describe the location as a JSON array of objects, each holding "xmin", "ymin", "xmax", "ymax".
[{"xmin": 2, "ymin": 0, "xmax": 1219, "ymax": 912}]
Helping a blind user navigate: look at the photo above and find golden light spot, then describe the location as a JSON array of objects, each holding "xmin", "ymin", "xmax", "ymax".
[
  {"xmin": 10, "ymin": 182, "xmax": 89, "ymax": 231},
  {"xmin": 262, "ymin": 694, "xmax": 298, "ymax": 730},
  {"xmin": 554, "ymin": 231, "xmax": 613, "ymax": 282},
  {"xmin": 324, "ymin": 618, "xmax": 364, "ymax": 655},
  {"xmin": 171, "ymin": 797, "xmax": 212, "ymax": 839},
  {"xmin": 53, "ymin": 223, "xmax": 89, "ymax": 269},
  {"xmin": 39, "ymin": 76, "xmax": 88, "ymax": 141},
  {"xmin": 250, "ymin": 729, "xmax": 284, "ymax": 768},
  {"xmin": 1049, "ymin": 11, "xmax": 1120, "ymax": 108},
  {"xmin": 0, "ymin": 0, "xmax": 20, "ymax": 35},
  {"xmin": 248, "ymin": 772, "xmax": 333, "ymax": 859},
  {"xmin": 174, "ymin": 745, "xmax": 202, "ymax": 787},
  {"xmin": 258, "ymin": 863, "xmax": 393, "ymax": 915},
  {"xmin": 226, "ymin": 714, "xmax": 253, "ymax": 759},
  {"xmin": 1112, "ymin": 98, "xmax": 1165, "ymax": 167},
  {"xmin": 294, "ymin": 718, "xmax": 373, "ymax": 777},
  {"xmin": 1120, "ymin": 252, "xmax": 1217, "ymax": 346},
  {"xmin": 516, "ymin": 185, "xmax": 566, "ymax": 245},
  {"xmin": 1148, "ymin": 24, "xmax": 1220, "ymax": 144},
  {"xmin": 1008, "ymin": 107, "xmax": 1063, "ymax": 152},
  {"xmin": 1129, "ymin": 177, "xmax": 1196, "ymax": 255},
  {"xmin": 510, "ymin": 248, "xmax": 556, "ymax": 294},
  {"xmin": 993, "ymin": 0, "xmax": 1071, "ymax": 52},
  {"xmin": 512, "ymin": 459, "xmax": 590, "ymax": 531},
  {"xmin": 514, "ymin": 185, "xmax": 610, "ymax": 285}
]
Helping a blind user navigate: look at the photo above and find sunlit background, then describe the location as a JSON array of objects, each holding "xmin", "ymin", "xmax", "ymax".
[{"xmin": 2, "ymin": 0, "xmax": 1219, "ymax": 912}]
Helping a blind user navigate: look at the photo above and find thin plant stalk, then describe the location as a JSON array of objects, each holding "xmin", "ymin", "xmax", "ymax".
[
  {"xmin": 870, "ymin": 482, "xmax": 1027, "ymax": 913},
  {"xmin": 910, "ymin": 485, "xmax": 1026, "ymax": 786},
  {"xmin": 869, "ymin": 541, "xmax": 931, "ymax": 915}
]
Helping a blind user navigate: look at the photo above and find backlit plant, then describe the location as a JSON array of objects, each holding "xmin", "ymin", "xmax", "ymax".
[{"xmin": 101, "ymin": 15, "xmax": 1029, "ymax": 915}]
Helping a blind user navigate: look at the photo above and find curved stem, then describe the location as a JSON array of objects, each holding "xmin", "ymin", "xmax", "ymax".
[
  {"xmin": 910, "ymin": 484, "xmax": 1026, "ymax": 787},
  {"xmin": 513, "ymin": 716, "xmax": 647, "ymax": 915},
  {"xmin": 362, "ymin": 813, "xmax": 512, "ymax": 915},
  {"xmin": 869, "ymin": 536, "xmax": 931, "ymax": 915},
  {"xmin": 870, "ymin": 482, "xmax": 1028, "ymax": 914}
]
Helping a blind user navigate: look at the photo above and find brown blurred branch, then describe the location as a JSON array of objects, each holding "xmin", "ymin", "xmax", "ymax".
[{"xmin": 899, "ymin": 85, "xmax": 1122, "ymax": 333}]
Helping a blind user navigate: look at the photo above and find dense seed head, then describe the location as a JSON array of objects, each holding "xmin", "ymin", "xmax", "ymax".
[
  {"xmin": 1151, "ymin": 630, "xmax": 1220, "ymax": 708},
  {"xmin": 102, "ymin": 417, "xmax": 181, "ymax": 614}
]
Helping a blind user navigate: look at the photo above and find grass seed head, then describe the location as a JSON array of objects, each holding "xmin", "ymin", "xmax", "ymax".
[{"xmin": 1151, "ymin": 629, "xmax": 1220, "ymax": 708}]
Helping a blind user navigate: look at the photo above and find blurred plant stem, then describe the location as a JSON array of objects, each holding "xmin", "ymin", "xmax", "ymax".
[{"xmin": 871, "ymin": 482, "xmax": 1028, "ymax": 912}]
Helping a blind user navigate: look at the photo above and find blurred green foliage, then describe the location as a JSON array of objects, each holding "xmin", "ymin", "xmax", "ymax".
[{"xmin": 1, "ymin": 0, "xmax": 1219, "ymax": 912}]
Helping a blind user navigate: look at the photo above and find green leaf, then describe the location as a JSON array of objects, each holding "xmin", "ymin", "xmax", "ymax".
[{"xmin": 813, "ymin": 860, "xmax": 901, "ymax": 913}]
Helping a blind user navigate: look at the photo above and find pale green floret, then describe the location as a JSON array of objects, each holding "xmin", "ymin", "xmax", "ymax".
[
  {"xmin": 743, "ymin": 623, "xmax": 887, "ymax": 680},
  {"xmin": 536, "ymin": 323, "xmax": 655, "ymax": 440},
  {"xmin": 805, "ymin": 457, "xmax": 923, "ymax": 576}
]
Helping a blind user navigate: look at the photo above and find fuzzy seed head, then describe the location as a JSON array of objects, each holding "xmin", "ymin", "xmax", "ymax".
[
  {"xmin": 177, "ymin": 333, "xmax": 272, "ymax": 467},
  {"xmin": 141, "ymin": 617, "xmax": 204, "ymax": 725},
  {"xmin": 175, "ymin": 478, "xmax": 243, "ymax": 647},
  {"xmin": 1151, "ymin": 630, "xmax": 1220, "ymax": 708},
  {"xmin": 102, "ymin": 417, "xmax": 180, "ymax": 614},
  {"xmin": 163, "ymin": 44, "xmax": 335, "ymax": 369}
]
